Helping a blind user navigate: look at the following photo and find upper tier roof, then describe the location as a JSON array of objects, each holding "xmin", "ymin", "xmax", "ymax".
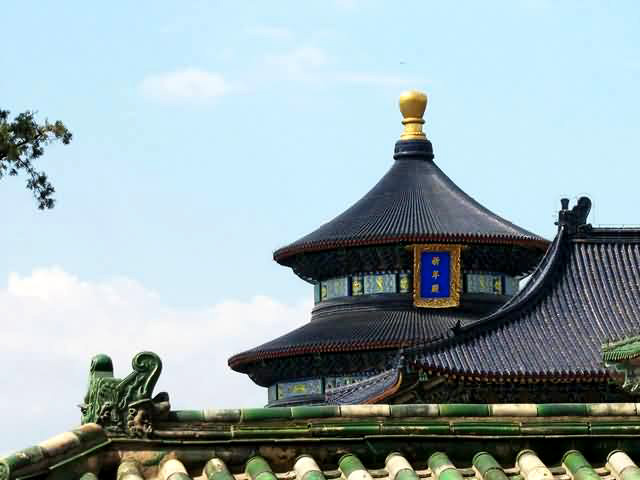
[
  {"xmin": 274, "ymin": 91, "xmax": 547, "ymax": 265},
  {"xmin": 411, "ymin": 197, "xmax": 640, "ymax": 380},
  {"xmin": 275, "ymin": 141, "xmax": 547, "ymax": 264}
]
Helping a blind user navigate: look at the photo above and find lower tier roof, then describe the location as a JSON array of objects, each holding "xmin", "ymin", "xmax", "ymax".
[{"xmin": 228, "ymin": 301, "xmax": 483, "ymax": 376}]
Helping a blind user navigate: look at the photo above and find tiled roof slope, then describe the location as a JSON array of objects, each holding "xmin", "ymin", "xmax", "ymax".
[
  {"xmin": 3, "ymin": 403, "xmax": 640, "ymax": 479},
  {"xmin": 229, "ymin": 306, "xmax": 480, "ymax": 372},
  {"xmin": 274, "ymin": 141, "xmax": 547, "ymax": 264},
  {"xmin": 411, "ymin": 210, "xmax": 640, "ymax": 379},
  {"xmin": 324, "ymin": 368, "xmax": 402, "ymax": 404}
]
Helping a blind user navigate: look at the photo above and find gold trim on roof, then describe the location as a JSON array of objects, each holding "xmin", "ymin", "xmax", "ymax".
[{"xmin": 412, "ymin": 244, "xmax": 462, "ymax": 308}]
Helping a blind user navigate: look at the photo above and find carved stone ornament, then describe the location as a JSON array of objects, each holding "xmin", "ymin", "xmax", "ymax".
[
  {"xmin": 556, "ymin": 196, "xmax": 592, "ymax": 234},
  {"xmin": 603, "ymin": 335, "xmax": 640, "ymax": 395},
  {"xmin": 80, "ymin": 351, "xmax": 170, "ymax": 437}
]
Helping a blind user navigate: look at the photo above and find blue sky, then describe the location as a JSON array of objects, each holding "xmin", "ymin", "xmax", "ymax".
[{"xmin": 2, "ymin": 0, "xmax": 640, "ymax": 452}]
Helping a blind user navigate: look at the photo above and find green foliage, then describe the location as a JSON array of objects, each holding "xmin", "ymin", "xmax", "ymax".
[{"xmin": 0, "ymin": 109, "xmax": 72, "ymax": 209}]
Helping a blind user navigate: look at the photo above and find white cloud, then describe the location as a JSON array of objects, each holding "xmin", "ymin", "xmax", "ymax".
[
  {"xmin": 0, "ymin": 267, "xmax": 310, "ymax": 453},
  {"xmin": 138, "ymin": 49, "xmax": 415, "ymax": 104},
  {"xmin": 140, "ymin": 68, "xmax": 229, "ymax": 103},
  {"xmin": 264, "ymin": 46, "xmax": 329, "ymax": 80},
  {"xmin": 261, "ymin": 46, "xmax": 414, "ymax": 86}
]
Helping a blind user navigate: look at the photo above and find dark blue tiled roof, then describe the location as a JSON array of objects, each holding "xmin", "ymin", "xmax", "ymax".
[
  {"xmin": 325, "ymin": 368, "xmax": 401, "ymax": 404},
  {"xmin": 274, "ymin": 143, "xmax": 547, "ymax": 263},
  {"xmin": 412, "ymin": 225, "xmax": 640, "ymax": 378},
  {"xmin": 229, "ymin": 305, "xmax": 480, "ymax": 371}
]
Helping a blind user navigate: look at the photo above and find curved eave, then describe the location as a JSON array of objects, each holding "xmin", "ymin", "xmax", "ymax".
[
  {"xmin": 274, "ymin": 232, "xmax": 549, "ymax": 264},
  {"xmin": 228, "ymin": 305, "xmax": 482, "ymax": 373},
  {"xmin": 408, "ymin": 363, "xmax": 612, "ymax": 383},
  {"xmin": 229, "ymin": 339, "xmax": 408, "ymax": 372}
]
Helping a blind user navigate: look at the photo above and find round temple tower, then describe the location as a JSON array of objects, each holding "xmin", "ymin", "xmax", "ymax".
[{"xmin": 228, "ymin": 91, "xmax": 548, "ymax": 406}]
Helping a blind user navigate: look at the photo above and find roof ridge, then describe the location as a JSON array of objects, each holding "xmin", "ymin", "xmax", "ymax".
[{"xmin": 167, "ymin": 402, "xmax": 640, "ymax": 423}]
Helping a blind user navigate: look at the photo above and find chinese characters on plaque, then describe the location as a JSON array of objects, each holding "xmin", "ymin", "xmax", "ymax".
[{"xmin": 413, "ymin": 244, "xmax": 462, "ymax": 308}]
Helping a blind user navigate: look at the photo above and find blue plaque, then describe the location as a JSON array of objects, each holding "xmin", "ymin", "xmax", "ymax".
[
  {"xmin": 420, "ymin": 251, "xmax": 451, "ymax": 298},
  {"xmin": 413, "ymin": 244, "xmax": 462, "ymax": 308}
]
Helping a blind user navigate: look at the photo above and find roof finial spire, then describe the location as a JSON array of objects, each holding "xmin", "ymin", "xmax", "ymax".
[{"xmin": 399, "ymin": 90, "xmax": 428, "ymax": 140}]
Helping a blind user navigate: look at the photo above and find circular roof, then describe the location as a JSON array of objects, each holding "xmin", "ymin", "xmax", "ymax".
[{"xmin": 274, "ymin": 139, "xmax": 547, "ymax": 264}]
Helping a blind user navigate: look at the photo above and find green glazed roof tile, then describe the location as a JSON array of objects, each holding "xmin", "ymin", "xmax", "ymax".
[
  {"xmin": 439, "ymin": 404, "xmax": 490, "ymax": 416},
  {"xmin": 204, "ymin": 458, "xmax": 234, "ymax": 480},
  {"xmin": 536, "ymin": 404, "xmax": 588, "ymax": 416},
  {"xmin": 164, "ymin": 403, "xmax": 640, "ymax": 425},
  {"xmin": 291, "ymin": 406, "xmax": 340, "ymax": 419},
  {"xmin": 242, "ymin": 407, "xmax": 292, "ymax": 422},
  {"xmin": 4, "ymin": 403, "xmax": 640, "ymax": 480}
]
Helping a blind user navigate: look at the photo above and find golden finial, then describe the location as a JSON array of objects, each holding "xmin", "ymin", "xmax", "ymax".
[{"xmin": 399, "ymin": 90, "xmax": 428, "ymax": 140}]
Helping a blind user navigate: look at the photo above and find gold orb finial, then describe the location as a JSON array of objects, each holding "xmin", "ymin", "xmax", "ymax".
[{"xmin": 399, "ymin": 90, "xmax": 428, "ymax": 140}]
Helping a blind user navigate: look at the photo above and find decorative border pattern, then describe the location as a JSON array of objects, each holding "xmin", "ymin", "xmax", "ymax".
[
  {"xmin": 413, "ymin": 244, "xmax": 462, "ymax": 308},
  {"xmin": 313, "ymin": 270, "xmax": 514, "ymax": 304}
]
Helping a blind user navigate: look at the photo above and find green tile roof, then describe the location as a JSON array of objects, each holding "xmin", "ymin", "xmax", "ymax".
[
  {"xmin": 603, "ymin": 335, "xmax": 640, "ymax": 362},
  {"xmin": 3, "ymin": 403, "xmax": 640, "ymax": 480},
  {"xmin": 166, "ymin": 402, "xmax": 640, "ymax": 422}
]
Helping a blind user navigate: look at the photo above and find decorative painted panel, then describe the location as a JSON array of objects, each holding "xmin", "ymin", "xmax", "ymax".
[
  {"xmin": 313, "ymin": 283, "xmax": 321, "ymax": 304},
  {"xmin": 467, "ymin": 273, "xmax": 503, "ymax": 294},
  {"xmin": 314, "ymin": 271, "xmax": 516, "ymax": 304},
  {"xmin": 320, "ymin": 283, "xmax": 328, "ymax": 301},
  {"xmin": 268, "ymin": 384, "xmax": 277, "ymax": 403},
  {"xmin": 505, "ymin": 276, "xmax": 519, "ymax": 296},
  {"xmin": 322, "ymin": 277, "xmax": 349, "ymax": 300},
  {"xmin": 325, "ymin": 373, "xmax": 370, "ymax": 390},
  {"xmin": 351, "ymin": 275, "xmax": 364, "ymax": 296},
  {"xmin": 399, "ymin": 272, "xmax": 411, "ymax": 293},
  {"xmin": 363, "ymin": 273, "xmax": 396, "ymax": 294},
  {"xmin": 277, "ymin": 379, "xmax": 323, "ymax": 399}
]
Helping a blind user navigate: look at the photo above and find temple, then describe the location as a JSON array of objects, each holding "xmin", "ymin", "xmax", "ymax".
[
  {"xmin": 3, "ymin": 90, "xmax": 640, "ymax": 480},
  {"xmin": 228, "ymin": 91, "xmax": 640, "ymax": 406}
]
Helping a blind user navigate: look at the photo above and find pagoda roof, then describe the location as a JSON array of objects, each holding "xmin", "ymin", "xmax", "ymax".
[
  {"xmin": 4, "ymin": 397, "xmax": 640, "ymax": 479},
  {"xmin": 411, "ymin": 197, "xmax": 640, "ymax": 380},
  {"xmin": 274, "ymin": 139, "xmax": 548, "ymax": 265},
  {"xmin": 227, "ymin": 302, "xmax": 481, "ymax": 381}
]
